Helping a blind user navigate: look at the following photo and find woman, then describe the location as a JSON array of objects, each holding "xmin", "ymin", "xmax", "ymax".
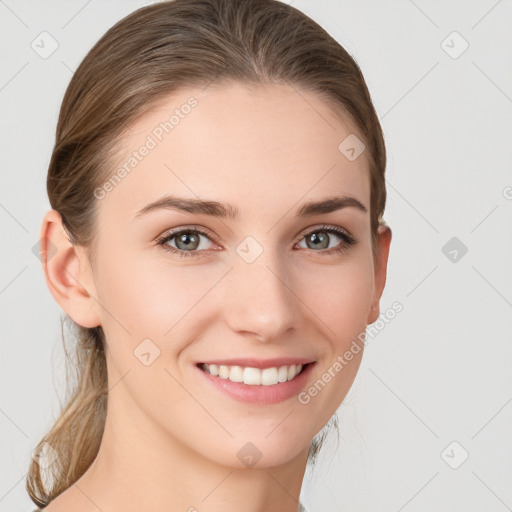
[{"xmin": 27, "ymin": 0, "xmax": 392, "ymax": 510}]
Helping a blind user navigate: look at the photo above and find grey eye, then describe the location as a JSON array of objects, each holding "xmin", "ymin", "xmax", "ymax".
[{"xmin": 299, "ymin": 230, "xmax": 342, "ymax": 250}]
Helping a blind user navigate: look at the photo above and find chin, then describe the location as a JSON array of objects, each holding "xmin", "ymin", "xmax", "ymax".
[{"xmin": 198, "ymin": 431, "xmax": 313, "ymax": 470}]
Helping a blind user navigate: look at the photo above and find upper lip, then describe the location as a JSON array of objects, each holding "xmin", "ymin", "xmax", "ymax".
[{"xmin": 197, "ymin": 358, "xmax": 315, "ymax": 369}]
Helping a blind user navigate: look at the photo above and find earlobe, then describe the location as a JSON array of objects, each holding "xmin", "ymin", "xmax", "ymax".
[
  {"xmin": 367, "ymin": 223, "xmax": 392, "ymax": 325},
  {"xmin": 39, "ymin": 209, "xmax": 101, "ymax": 328}
]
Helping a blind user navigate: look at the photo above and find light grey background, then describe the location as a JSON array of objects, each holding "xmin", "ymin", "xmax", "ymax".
[{"xmin": 1, "ymin": 1, "xmax": 511, "ymax": 511}]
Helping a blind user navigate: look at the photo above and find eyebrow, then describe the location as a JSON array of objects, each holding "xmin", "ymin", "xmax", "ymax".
[{"xmin": 134, "ymin": 194, "xmax": 367, "ymax": 219}]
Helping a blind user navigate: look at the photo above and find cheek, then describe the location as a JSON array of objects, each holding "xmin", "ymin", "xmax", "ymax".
[
  {"xmin": 94, "ymin": 248, "xmax": 226, "ymax": 348},
  {"xmin": 294, "ymin": 255, "xmax": 374, "ymax": 344},
  {"xmin": 293, "ymin": 254, "xmax": 373, "ymax": 406},
  {"xmin": 92, "ymin": 253, "xmax": 219, "ymax": 408}
]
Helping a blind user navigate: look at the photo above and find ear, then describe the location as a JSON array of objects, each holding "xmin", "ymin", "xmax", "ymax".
[
  {"xmin": 39, "ymin": 209, "xmax": 101, "ymax": 328},
  {"xmin": 366, "ymin": 223, "xmax": 392, "ymax": 325}
]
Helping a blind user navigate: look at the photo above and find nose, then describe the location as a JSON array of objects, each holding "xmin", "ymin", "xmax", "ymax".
[{"xmin": 222, "ymin": 248, "xmax": 299, "ymax": 343}]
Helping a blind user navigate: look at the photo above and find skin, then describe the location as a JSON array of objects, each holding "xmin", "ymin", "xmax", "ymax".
[{"xmin": 41, "ymin": 82, "xmax": 391, "ymax": 512}]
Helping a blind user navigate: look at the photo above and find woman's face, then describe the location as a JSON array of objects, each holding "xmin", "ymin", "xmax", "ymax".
[{"xmin": 80, "ymin": 82, "xmax": 389, "ymax": 468}]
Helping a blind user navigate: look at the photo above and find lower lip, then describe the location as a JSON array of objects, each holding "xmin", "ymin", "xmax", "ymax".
[{"xmin": 196, "ymin": 363, "xmax": 315, "ymax": 405}]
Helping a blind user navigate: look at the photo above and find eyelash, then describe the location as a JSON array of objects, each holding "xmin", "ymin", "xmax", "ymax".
[{"xmin": 156, "ymin": 224, "xmax": 357, "ymax": 258}]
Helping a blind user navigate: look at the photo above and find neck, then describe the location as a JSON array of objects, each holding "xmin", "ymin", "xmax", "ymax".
[{"xmin": 56, "ymin": 389, "xmax": 310, "ymax": 512}]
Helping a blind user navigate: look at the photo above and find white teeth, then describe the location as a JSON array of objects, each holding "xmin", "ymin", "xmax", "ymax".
[
  {"xmin": 202, "ymin": 363, "xmax": 306, "ymax": 385},
  {"xmin": 261, "ymin": 367, "xmax": 278, "ymax": 386},
  {"xmin": 243, "ymin": 367, "xmax": 261, "ymax": 385},
  {"xmin": 278, "ymin": 365, "xmax": 288, "ymax": 382},
  {"xmin": 229, "ymin": 365, "xmax": 244, "ymax": 382}
]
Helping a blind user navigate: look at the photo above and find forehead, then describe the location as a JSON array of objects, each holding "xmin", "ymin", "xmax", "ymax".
[{"xmin": 100, "ymin": 82, "xmax": 370, "ymax": 224}]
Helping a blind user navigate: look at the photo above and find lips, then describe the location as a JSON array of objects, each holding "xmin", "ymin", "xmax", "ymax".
[{"xmin": 195, "ymin": 358, "xmax": 316, "ymax": 404}]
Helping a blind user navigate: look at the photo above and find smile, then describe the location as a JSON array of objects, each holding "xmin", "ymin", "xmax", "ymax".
[{"xmin": 200, "ymin": 363, "xmax": 305, "ymax": 386}]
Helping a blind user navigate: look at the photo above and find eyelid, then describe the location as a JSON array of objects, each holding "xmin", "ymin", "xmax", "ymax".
[
  {"xmin": 157, "ymin": 225, "xmax": 221, "ymax": 245},
  {"xmin": 293, "ymin": 223, "xmax": 355, "ymax": 244}
]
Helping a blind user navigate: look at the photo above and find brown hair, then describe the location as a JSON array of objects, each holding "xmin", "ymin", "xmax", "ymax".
[{"xmin": 27, "ymin": 0, "xmax": 387, "ymax": 507}]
